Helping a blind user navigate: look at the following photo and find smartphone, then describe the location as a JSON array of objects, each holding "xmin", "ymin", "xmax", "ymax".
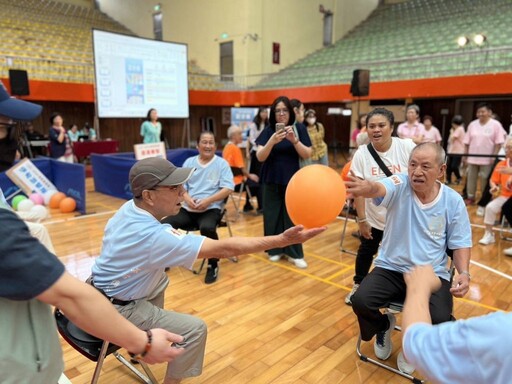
[{"xmin": 275, "ymin": 123, "xmax": 285, "ymax": 133}]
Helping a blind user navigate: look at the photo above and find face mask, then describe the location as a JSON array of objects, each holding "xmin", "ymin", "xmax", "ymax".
[{"xmin": 307, "ymin": 117, "xmax": 316, "ymax": 125}]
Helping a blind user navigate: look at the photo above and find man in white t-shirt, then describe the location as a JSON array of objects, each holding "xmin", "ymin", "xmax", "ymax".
[
  {"xmin": 346, "ymin": 143, "xmax": 472, "ymax": 375},
  {"xmin": 91, "ymin": 157, "xmax": 324, "ymax": 384},
  {"xmin": 463, "ymin": 102, "xmax": 504, "ymax": 205}
]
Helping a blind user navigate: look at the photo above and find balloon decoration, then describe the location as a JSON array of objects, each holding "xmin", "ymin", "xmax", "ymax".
[{"xmin": 59, "ymin": 197, "xmax": 77, "ymax": 213}]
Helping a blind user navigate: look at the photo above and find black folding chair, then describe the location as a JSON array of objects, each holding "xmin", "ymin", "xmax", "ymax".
[{"xmin": 55, "ymin": 309, "xmax": 157, "ymax": 384}]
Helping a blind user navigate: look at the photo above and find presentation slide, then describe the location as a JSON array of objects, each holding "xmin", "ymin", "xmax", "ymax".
[{"xmin": 93, "ymin": 30, "xmax": 189, "ymax": 118}]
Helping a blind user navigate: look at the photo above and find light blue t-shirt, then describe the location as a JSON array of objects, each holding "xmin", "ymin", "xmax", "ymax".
[
  {"xmin": 92, "ymin": 200, "xmax": 205, "ymax": 300},
  {"xmin": 182, "ymin": 155, "xmax": 234, "ymax": 212},
  {"xmin": 140, "ymin": 121, "xmax": 162, "ymax": 143},
  {"xmin": 403, "ymin": 311, "xmax": 512, "ymax": 384},
  {"xmin": 67, "ymin": 130, "xmax": 80, "ymax": 142},
  {"xmin": 374, "ymin": 174, "xmax": 472, "ymax": 281}
]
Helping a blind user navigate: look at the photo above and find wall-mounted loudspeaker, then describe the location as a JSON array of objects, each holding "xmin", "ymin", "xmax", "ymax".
[
  {"xmin": 350, "ymin": 69, "xmax": 370, "ymax": 97},
  {"xmin": 9, "ymin": 69, "xmax": 30, "ymax": 96}
]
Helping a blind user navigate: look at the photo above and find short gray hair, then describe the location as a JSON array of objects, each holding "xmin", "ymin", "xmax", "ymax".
[
  {"xmin": 227, "ymin": 125, "xmax": 242, "ymax": 139},
  {"xmin": 411, "ymin": 142, "xmax": 446, "ymax": 165},
  {"xmin": 407, "ymin": 104, "xmax": 420, "ymax": 115}
]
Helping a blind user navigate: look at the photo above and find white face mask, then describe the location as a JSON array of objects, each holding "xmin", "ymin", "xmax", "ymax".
[{"xmin": 307, "ymin": 117, "xmax": 316, "ymax": 125}]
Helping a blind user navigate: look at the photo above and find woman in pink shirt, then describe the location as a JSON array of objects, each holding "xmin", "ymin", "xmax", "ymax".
[
  {"xmin": 446, "ymin": 115, "xmax": 465, "ymax": 184},
  {"xmin": 422, "ymin": 115, "xmax": 442, "ymax": 144},
  {"xmin": 397, "ymin": 104, "xmax": 425, "ymax": 144}
]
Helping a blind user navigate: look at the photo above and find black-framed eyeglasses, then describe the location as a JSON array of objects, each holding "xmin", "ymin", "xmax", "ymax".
[
  {"xmin": 275, "ymin": 108, "xmax": 289, "ymax": 115},
  {"xmin": 150, "ymin": 185, "xmax": 182, "ymax": 192}
]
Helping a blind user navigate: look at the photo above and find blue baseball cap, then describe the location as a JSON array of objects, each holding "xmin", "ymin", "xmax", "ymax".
[{"xmin": 0, "ymin": 81, "xmax": 42, "ymax": 121}]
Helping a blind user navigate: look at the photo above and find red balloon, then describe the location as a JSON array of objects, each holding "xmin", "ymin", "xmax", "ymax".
[
  {"xmin": 341, "ymin": 161, "xmax": 352, "ymax": 182},
  {"xmin": 285, "ymin": 165, "xmax": 346, "ymax": 228},
  {"xmin": 59, "ymin": 197, "xmax": 76, "ymax": 213}
]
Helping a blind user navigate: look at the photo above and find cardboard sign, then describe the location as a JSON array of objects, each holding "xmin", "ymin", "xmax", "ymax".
[
  {"xmin": 6, "ymin": 158, "xmax": 57, "ymax": 196},
  {"xmin": 134, "ymin": 142, "xmax": 166, "ymax": 160}
]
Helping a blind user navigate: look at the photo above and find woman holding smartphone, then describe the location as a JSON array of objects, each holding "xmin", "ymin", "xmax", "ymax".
[{"xmin": 256, "ymin": 96, "xmax": 312, "ymax": 268}]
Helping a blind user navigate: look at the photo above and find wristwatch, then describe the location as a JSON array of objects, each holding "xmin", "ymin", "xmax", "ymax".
[{"xmin": 460, "ymin": 270, "xmax": 471, "ymax": 280}]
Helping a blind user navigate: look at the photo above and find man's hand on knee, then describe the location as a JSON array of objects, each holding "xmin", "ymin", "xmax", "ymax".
[{"xmin": 141, "ymin": 328, "xmax": 186, "ymax": 364}]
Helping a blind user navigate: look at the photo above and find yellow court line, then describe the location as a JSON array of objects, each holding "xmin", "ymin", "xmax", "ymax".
[
  {"xmin": 248, "ymin": 254, "xmax": 350, "ymax": 292},
  {"xmin": 455, "ymin": 298, "xmax": 503, "ymax": 312},
  {"xmin": 324, "ymin": 265, "xmax": 354, "ymax": 281},
  {"xmin": 306, "ymin": 252, "xmax": 352, "ymax": 267},
  {"xmin": 248, "ymin": 254, "xmax": 506, "ymax": 312}
]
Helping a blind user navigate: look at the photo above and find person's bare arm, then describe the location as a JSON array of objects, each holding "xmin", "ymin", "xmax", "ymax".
[
  {"xmin": 256, "ymin": 130, "xmax": 286, "ymax": 162},
  {"xmin": 37, "ymin": 272, "xmax": 185, "ymax": 364},
  {"xmin": 198, "ymin": 225, "xmax": 325, "ymax": 259},
  {"xmin": 345, "ymin": 172, "xmax": 387, "ymax": 199},
  {"xmin": 354, "ymin": 196, "xmax": 372, "ymax": 239},
  {"xmin": 450, "ymin": 247, "xmax": 471, "ymax": 298},
  {"xmin": 402, "ymin": 265, "xmax": 442, "ymax": 333},
  {"xmin": 284, "ymin": 126, "xmax": 311, "ymax": 159}
]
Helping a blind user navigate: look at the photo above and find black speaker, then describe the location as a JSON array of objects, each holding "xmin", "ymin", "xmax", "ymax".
[
  {"xmin": 350, "ymin": 69, "xmax": 370, "ymax": 97},
  {"xmin": 9, "ymin": 69, "xmax": 30, "ymax": 96}
]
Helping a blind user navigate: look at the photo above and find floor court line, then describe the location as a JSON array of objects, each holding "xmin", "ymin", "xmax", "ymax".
[
  {"xmin": 307, "ymin": 252, "xmax": 352, "ymax": 267},
  {"xmin": 44, "ymin": 210, "xmax": 117, "ymax": 225},
  {"xmin": 249, "ymin": 254, "xmax": 505, "ymax": 313},
  {"xmin": 325, "ymin": 265, "xmax": 354, "ymax": 281},
  {"xmin": 470, "ymin": 259, "xmax": 512, "ymax": 281}
]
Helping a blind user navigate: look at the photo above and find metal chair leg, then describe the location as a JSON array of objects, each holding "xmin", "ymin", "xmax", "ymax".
[
  {"xmin": 340, "ymin": 200, "xmax": 357, "ymax": 255},
  {"xmin": 355, "ymin": 335, "xmax": 424, "ymax": 383},
  {"xmin": 193, "ymin": 258, "xmax": 207, "ymax": 274},
  {"xmin": 91, "ymin": 341, "xmax": 110, "ymax": 384},
  {"xmin": 114, "ymin": 352, "xmax": 156, "ymax": 383}
]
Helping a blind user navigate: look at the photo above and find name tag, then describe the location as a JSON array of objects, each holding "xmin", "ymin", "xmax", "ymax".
[{"xmin": 165, "ymin": 227, "xmax": 186, "ymax": 239}]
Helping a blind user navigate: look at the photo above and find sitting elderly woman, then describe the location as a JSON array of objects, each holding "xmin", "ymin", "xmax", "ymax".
[{"xmin": 479, "ymin": 138, "xmax": 512, "ymax": 246}]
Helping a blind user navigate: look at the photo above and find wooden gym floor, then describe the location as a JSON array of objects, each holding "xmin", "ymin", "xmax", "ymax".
[{"xmin": 46, "ymin": 175, "xmax": 511, "ymax": 384}]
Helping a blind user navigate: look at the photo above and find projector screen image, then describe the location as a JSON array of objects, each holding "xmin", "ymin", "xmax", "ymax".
[{"xmin": 93, "ymin": 30, "xmax": 189, "ymax": 118}]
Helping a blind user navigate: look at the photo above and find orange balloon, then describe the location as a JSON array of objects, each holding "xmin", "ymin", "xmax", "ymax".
[
  {"xmin": 59, "ymin": 197, "xmax": 76, "ymax": 213},
  {"xmin": 341, "ymin": 161, "xmax": 352, "ymax": 182},
  {"xmin": 285, "ymin": 165, "xmax": 346, "ymax": 228},
  {"xmin": 49, "ymin": 192, "xmax": 66, "ymax": 209}
]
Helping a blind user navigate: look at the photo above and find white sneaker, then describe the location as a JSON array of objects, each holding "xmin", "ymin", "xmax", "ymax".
[
  {"xmin": 345, "ymin": 284, "xmax": 360, "ymax": 305},
  {"xmin": 479, "ymin": 231, "xmax": 495, "ymax": 245},
  {"xmin": 504, "ymin": 247, "xmax": 512, "ymax": 256},
  {"xmin": 374, "ymin": 313, "xmax": 396, "ymax": 360},
  {"xmin": 287, "ymin": 256, "xmax": 308, "ymax": 269},
  {"xmin": 397, "ymin": 351, "xmax": 415, "ymax": 375},
  {"xmin": 476, "ymin": 206, "xmax": 485, "ymax": 217},
  {"xmin": 268, "ymin": 254, "xmax": 282, "ymax": 262}
]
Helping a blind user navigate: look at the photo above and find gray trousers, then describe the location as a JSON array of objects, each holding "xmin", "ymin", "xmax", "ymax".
[
  {"xmin": 116, "ymin": 277, "xmax": 207, "ymax": 379},
  {"xmin": 466, "ymin": 163, "xmax": 493, "ymax": 199}
]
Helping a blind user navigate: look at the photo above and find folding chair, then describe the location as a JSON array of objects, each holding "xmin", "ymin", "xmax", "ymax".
[
  {"xmin": 500, "ymin": 216, "xmax": 512, "ymax": 241},
  {"xmin": 229, "ymin": 166, "xmax": 254, "ymax": 218},
  {"xmin": 339, "ymin": 199, "xmax": 357, "ymax": 255},
  {"xmin": 355, "ymin": 252, "xmax": 455, "ymax": 383},
  {"xmin": 55, "ymin": 309, "xmax": 157, "ymax": 384}
]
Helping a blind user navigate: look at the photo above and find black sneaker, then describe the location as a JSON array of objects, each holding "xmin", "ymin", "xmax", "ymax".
[
  {"xmin": 243, "ymin": 204, "xmax": 254, "ymax": 212},
  {"xmin": 205, "ymin": 265, "xmax": 219, "ymax": 284}
]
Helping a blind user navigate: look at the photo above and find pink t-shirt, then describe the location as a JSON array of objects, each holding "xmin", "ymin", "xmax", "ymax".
[
  {"xmin": 397, "ymin": 122, "xmax": 425, "ymax": 140},
  {"xmin": 422, "ymin": 126, "xmax": 442, "ymax": 143},
  {"xmin": 447, "ymin": 126, "xmax": 465, "ymax": 154},
  {"xmin": 463, "ymin": 118, "xmax": 505, "ymax": 165}
]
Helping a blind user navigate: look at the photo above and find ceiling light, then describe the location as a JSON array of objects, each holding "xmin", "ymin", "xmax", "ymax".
[
  {"xmin": 473, "ymin": 34, "xmax": 487, "ymax": 46},
  {"xmin": 457, "ymin": 36, "xmax": 469, "ymax": 47}
]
